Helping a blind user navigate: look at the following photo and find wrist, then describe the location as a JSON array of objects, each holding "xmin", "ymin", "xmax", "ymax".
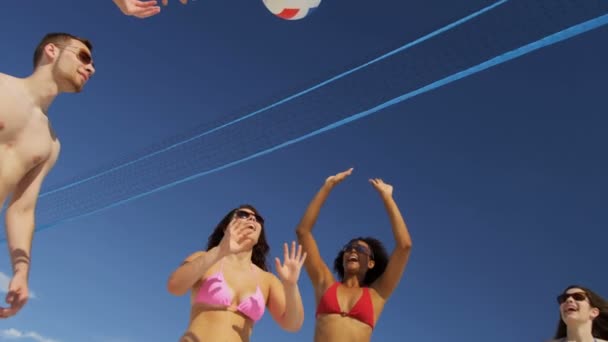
[
  {"xmin": 281, "ymin": 279, "xmax": 299, "ymax": 289},
  {"xmin": 380, "ymin": 192, "xmax": 394, "ymax": 201},
  {"xmin": 321, "ymin": 182, "xmax": 335, "ymax": 192},
  {"xmin": 210, "ymin": 246, "xmax": 226, "ymax": 261},
  {"xmin": 13, "ymin": 267, "xmax": 29, "ymax": 279}
]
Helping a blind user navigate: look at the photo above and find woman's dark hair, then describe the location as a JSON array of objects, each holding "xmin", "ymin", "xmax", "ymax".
[
  {"xmin": 206, "ymin": 204, "xmax": 270, "ymax": 272},
  {"xmin": 554, "ymin": 285, "xmax": 608, "ymax": 339},
  {"xmin": 333, "ymin": 236, "xmax": 389, "ymax": 286}
]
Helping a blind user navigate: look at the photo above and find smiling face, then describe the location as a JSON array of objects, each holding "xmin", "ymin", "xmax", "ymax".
[
  {"xmin": 558, "ymin": 288, "xmax": 600, "ymax": 325},
  {"xmin": 341, "ymin": 240, "xmax": 375, "ymax": 276}
]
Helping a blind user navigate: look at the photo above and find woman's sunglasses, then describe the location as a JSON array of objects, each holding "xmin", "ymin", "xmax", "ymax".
[
  {"xmin": 342, "ymin": 242, "xmax": 373, "ymax": 259},
  {"xmin": 234, "ymin": 209, "xmax": 264, "ymax": 225},
  {"xmin": 557, "ymin": 292, "xmax": 587, "ymax": 304}
]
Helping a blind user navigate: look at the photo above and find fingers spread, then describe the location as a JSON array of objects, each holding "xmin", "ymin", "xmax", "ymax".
[
  {"xmin": 300, "ymin": 252, "xmax": 308, "ymax": 266},
  {"xmin": 283, "ymin": 242, "xmax": 289, "ymax": 261},
  {"xmin": 290, "ymin": 241, "xmax": 296, "ymax": 260}
]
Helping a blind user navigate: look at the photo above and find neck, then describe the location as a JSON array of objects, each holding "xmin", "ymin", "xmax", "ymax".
[
  {"xmin": 226, "ymin": 250, "xmax": 254, "ymax": 264},
  {"xmin": 342, "ymin": 274, "xmax": 364, "ymax": 288},
  {"xmin": 565, "ymin": 321, "xmax": 595, "ymax": 342},
  {"xmin": 24, "ymin": 67, "xmax": 61, "ymax": 113}
]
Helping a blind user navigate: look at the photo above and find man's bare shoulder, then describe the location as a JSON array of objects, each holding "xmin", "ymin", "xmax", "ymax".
[
  {"xmin": 0, "ymin": 73, "xmax": 23, "ymax": 94},
  {"xmin": 0, "ymin": 72, "xmax": 19, "ymax": 85}
]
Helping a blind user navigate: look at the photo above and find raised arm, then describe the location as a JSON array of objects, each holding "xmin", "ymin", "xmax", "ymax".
[
  {"xmin": 1, "ymin": 141, "xmax": 60, "ymax": 318},
  {"xmin": 295, "ymin": 168, "xmax": 352, "ymax": 291},
  {"xmin": 369, "ymin": 178, "xmax": 412, "ymax": 300},
  {"xmin": 267, "ymin": 242, "xmax": 307, "ymax": 332},
  {"xmin": 167, "ymin": 219, "xmax": 252, "ymax": 296}
]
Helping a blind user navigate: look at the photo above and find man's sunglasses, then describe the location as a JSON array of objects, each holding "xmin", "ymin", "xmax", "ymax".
[
  {"xmin": 557, "ymin": 292, "xmax": 587, "ymax": 304},
  {"xmin": 342, "ymin": 242, "xmax": 373, "ymax": 259},
  {"xmin": 234, "ymin": 209, "xmax": 264, "ymax": 225},
  {"xmin": 56, "ymin": 45, "xmax": 94, "ymax": 67}
]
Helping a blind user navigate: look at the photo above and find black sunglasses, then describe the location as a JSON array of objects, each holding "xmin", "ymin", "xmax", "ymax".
[
  {"xmin": 557, "ymin": 292, "xmax": 587, "ymax": 304},
  {"xmin": 342, "ymin": 242, "xmax": 373, "ymax": 259},
  {"xmin": 234, "ymin": 209, "xmax": 264, "ymax": 225},
  {"xmin": 57, "ymin": 44, "xmax": 94, "ymax": 67}
]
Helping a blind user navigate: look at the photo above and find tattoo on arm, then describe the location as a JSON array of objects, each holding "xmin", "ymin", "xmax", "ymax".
[{"xmin": 11, "ymin": 248, "xmax": 30, "ymax": 273}]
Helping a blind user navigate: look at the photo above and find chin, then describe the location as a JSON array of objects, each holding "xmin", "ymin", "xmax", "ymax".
[
  {"xmin": 562, "ymin": 314, "xmax": 582, "ymax": 325},
  {"xmin": 344, "ymin": 264, "xmax": 359, "ymax": 273},
  {"xmin": 61, "ymin": 82, "xmax": 83, "ymax": 93}
]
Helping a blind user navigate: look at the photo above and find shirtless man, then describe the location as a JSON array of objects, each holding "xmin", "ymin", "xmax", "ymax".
[{"xmin": 0, "ymin": 32, "xmax": 95, "ymax": 318}]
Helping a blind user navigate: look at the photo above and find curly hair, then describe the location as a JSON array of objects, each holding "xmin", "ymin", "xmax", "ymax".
[
  {"xmin": 554, "ymin": 285, "xmax": 608, "ymax": 340},
  {"xmin": 206, "ymin": 204, "xmax": 270, "ymax": 272},
  {"xmin": 333, "ymin": 236, "xmax": 389, "ymax": 286}
]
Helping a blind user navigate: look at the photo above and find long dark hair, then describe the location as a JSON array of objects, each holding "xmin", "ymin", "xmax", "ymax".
[
  {"xmin": 206, "ymin": 204, "xmax": 270, "ymax": 272},
  {"xmin": 333, "ymin": 236, "xmax": 389, "ymax": 287},
  {"xmin": 554, "ymin": 285, "xmax": 608, "ymax": 339}
]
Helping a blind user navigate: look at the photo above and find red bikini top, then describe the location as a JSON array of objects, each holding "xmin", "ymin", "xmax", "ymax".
[{"xmin": 315, "ymin": 282, "xmax": 375, "ymax": 329}]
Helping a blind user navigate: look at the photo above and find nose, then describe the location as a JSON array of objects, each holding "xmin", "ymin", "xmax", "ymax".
[
  {"xmin": 243, "ymin": 213, "xmax": 256, "ymax": 222},
  {"xmin": 85, "ymin": 64, "xmax": 95, "ymax": 77}
]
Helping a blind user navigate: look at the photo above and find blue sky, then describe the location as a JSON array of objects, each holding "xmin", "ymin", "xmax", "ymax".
[{"xmin": 1, "ymin": 1, "xmax": 607, "ymax": 341}]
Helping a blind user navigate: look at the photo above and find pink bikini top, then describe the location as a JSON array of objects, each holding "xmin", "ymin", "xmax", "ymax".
[{"xmin": 195, "ymin": 259, "xmax": 266, "ymax": 322}]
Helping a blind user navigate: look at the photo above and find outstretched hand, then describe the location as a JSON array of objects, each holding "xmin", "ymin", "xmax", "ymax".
[
  {"xmin": 113, "ymin": 0, "xmax": 161, "ymax": 18},
  {"xmin": 325, "ymin": 168, "xmax": 353, "ymax": 188},
  {"xmin": 369, "ymin": 178, "xmax": 393, "ymax": 198},
  {"xmin": 275, "ymin": 241, "xmax": 307, "ymax": 286},
  {"xmin": 0, "ymin": 273, "xmax": 28, "ymax": 319},
  {"xmin": 113, "ymin": 0, "xmax": 188, "ymax": 19}
]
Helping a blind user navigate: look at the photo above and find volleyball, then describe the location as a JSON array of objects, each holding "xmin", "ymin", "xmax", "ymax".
[{"xmin": 262, "ymin": 0, "xmax": 321, "ymax": 20}]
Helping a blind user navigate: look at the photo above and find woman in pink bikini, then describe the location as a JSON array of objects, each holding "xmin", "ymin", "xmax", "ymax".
[
  {"xmin": 296, "ymin": 168, "xmax": 413, "ymax": 342},
  {"xmin": 167, "ymin": 204, "xmax": 307, "ymax": 342},
  {"xmin": 548, "ymin": 285, "xmax": 608, "ymax": 342}
]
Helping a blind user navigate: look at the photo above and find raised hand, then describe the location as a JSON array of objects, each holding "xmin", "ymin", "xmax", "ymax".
[
  {"xmin": 0, "ymin": 273, "xmax": 28, "ymax": 319},
  {"xmin": 369, "ymin": 178, "xmax": 393, "ymax": 198},
  {"xmin": 218, "ymin": 219, "xmax": 255, "ymax": 256},
  {"xmin": 275, "ymin": 241, "xmax": 307, "ymax": 286},
  {"xmin": 324, "ymin": 167, "xmax": 353, "ymax": 188}
]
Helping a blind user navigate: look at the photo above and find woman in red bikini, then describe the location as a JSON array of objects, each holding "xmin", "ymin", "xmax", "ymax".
[
  {"xmin": 296, "ymin": 168, "xmax": 413, "ymax": 342},
  {"xmin": 548, "ymin": 285, "xmax": 608, "ymax": 342},
  {"xmin": 167, "ymin": 204, "xmax": 308, "ymax": 342}
]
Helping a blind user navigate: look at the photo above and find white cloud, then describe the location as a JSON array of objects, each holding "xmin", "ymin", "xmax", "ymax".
[
  {"xmin": 0, "ymin": 328, "xmax": 59, "ymax": 342},
  {"xmin": 0, "ymin": 272, "xmax": 37, "ymax": 299}
]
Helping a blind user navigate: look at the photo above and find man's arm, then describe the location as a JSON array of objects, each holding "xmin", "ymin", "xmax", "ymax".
[{"xmin": 5, "ymin": 140, "xmax": 60, "ymax": 278}]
